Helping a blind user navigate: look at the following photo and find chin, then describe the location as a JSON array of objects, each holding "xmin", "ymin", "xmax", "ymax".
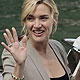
[{"xmin": 31, "ymin": 35, "xmax": 48, "ymax": 43}]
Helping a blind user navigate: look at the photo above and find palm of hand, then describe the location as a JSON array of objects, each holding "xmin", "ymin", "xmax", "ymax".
[
  {"xmin": 10, "ymin": 42, "xmax": 27, "ymax": 64},
  {"xmin": 1, "ymin": 27, "xmax": 27, "ymax": 65}
]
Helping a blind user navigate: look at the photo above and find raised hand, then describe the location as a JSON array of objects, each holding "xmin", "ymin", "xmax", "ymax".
[{"xmin": 1, "ymin": 27, "xmax": 27, "ymax": 65}]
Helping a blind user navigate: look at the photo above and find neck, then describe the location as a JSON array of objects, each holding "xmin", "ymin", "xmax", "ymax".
[{"xmin": 30, "ymin": 39, "xmax": 49, "ymax": 54}]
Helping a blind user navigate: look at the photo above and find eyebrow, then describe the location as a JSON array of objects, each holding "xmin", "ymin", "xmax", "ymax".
[
  {"xmin": 27, "ymin": 15, "xmax": 34, "ymax": 17},
  {"xmin": 40, "ymin": 15, "xmax": 49, "ymax": 17},
  {"xmin": 27, "ymin": 15, "xmax": 49, "ymax": 17}
]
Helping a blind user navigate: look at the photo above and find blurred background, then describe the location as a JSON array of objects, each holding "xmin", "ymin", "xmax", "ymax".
[{"xmin": 0, "ymin": 0, "xmax": 80, "ymax": 65}]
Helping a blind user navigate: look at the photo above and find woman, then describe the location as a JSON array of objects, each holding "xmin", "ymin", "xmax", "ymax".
[{"xmin": 1, "ymin": 0, "xmax": 80, "ymax": 80}]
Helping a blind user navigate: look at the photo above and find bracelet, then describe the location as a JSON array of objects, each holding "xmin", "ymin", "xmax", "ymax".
[{"xmin": 11, "ymin": 73, "xmax": 24, "ymax": 80}]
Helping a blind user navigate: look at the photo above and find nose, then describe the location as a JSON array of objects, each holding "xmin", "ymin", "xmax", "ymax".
[{"xmin": 34, "ymin": 19, "xmax": 41, "ymax": 28}]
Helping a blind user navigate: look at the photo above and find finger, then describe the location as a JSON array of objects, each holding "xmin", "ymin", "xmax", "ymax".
[
  {"xmin": 1, "ymin": 42, "xmax": 11, "ymax": 52},
  {"xmin": 3, "ymin": 33, "xmax": 11, "ymax": 45},
  {"xmin": 12, "ymin": 27, "xmax": 18, "ymax": 42},
  {"xmin": 22, "ymin": 35, "xmax": 27, "ymax": 48},
  {"xmin": 5, "ymin": 29, "xmax": 14, "ymax": 43}
]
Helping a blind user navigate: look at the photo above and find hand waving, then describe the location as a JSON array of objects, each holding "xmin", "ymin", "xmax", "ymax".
[{"xmin": 1, "ymin": 27, "xmax": 27, "ymax": 65}]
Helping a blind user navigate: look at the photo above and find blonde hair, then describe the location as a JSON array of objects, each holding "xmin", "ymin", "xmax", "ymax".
[{"xmin": 21, "ymin": 0, "xmax": 59, "ymax": 35}]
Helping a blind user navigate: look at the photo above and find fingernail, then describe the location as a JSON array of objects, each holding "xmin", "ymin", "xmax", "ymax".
[
  {"xmin": 12, "ymin": 27, "xmax": 15, "ymax": 29},
  {"xmin": 3, "ymin": 33, "xmax": 6, "ymax": 35},
  {"xmin": 5, "ymin": 29, "xmax": 8, "ymax": 31},
  {"xmin": 1, "ymin": 42, "xmax": 3, "ymax": 45}
]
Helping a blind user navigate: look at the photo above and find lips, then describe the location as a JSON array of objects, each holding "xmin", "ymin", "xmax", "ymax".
[
  {"xmin": 33, "ymin": 30, "xmax": 44, "ymax": 34},
  {"xmin": 32, "ymin": 30, "xmax": 45, "ymax": 37}
]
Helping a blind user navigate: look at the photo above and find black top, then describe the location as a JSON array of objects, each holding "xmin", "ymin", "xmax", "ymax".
[{"xmin": 50, "ymin": 73, "xmax": 69, "ymax": 80}]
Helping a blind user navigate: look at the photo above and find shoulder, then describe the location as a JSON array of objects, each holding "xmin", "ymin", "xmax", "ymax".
[
  {"xmin": 49, "ymin": 39, "xmax": 62, "ymax": 45},
  {"xmin": 49, "ymin": 39, "xmax": 68, "ymax": 63},
  {"xmin": 49, "ymin": 39, "xmax": 67, "ymax": 55},
  {"xmin": 49, "ymin": 39, "xmax": 64, "ymax": 49}
]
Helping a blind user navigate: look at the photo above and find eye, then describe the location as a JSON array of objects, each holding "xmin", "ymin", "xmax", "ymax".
[
  {"xmin": 40, "ymin": 16, "xmax": 49, "ymax": 21},
  {"xmin": 26, "ymin": 16, "xmax": 35, "ymax": 21}
]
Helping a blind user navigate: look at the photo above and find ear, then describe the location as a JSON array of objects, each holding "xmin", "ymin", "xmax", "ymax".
[
  {"xmin": 53, "ymin": 19, "xmax": 58, "ymax": 26},
  {"xmin": 53, "ymin": 13, "xmax": 58, "ymax": 26}
]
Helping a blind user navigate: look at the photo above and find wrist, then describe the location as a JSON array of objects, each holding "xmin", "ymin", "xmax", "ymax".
[
  {"xmin": 13, "ymin": 63, "xmax": 25, "ymax": 78},
  {"xmin": 11, "ymin": 73, "xmax": 24, "ymax": 80}
]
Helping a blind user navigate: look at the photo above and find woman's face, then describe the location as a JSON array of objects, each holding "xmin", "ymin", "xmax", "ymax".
[{"xmin": 25, "ymin": 3, "xmax": 55, "ymax": 43}]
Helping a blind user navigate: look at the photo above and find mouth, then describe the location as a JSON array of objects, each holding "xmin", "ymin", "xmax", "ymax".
[
  {"xmin": 32, "ymin": 30, "xmax": 45, "ymax": 36},
  {"xmin": 33, "ymin": 30, "xmax": 44, "ymax": 34}
]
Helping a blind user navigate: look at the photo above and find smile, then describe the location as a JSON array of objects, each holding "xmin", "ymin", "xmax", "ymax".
[
  {"xmin": 33, "ymin": 30, "xmax": 44, "ymax": 34},
  {"xmin": 32, "ymin": 30, "xmax": 45, "ymax": 37}
]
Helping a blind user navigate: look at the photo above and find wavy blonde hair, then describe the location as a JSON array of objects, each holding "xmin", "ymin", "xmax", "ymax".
[{"xmin": 21, "ymin": 0, "xmax": 59, "ymax": 36}]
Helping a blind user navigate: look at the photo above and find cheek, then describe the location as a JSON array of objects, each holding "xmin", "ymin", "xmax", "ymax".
[
  {"xmin": 48, "ymin": 26, "xmax": 52, "ymax": 36},
  {"xmin": 25, "ymin": 22, "xmax": 32, "ymax": 31},
  {"xmin": 46, "ymin": 22, "xmax": 53, "ymax": 33}
]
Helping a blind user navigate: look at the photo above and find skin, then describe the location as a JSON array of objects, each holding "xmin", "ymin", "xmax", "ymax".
[
  {"xmin": 1, "ymin": 3, "xmax": 80, "ymax": 80},
  {"xmin": 2, "ymin": 28, "xmax": 27, "ymax": 65},
  {"xmin": 25, "ymin": 3, "xmax": 55, "ymax": 46}
]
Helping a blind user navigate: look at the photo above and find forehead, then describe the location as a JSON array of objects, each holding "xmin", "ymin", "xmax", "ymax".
[{"xmin": 29, "ymin": 3, "xmax": 51, "ymax": 16}]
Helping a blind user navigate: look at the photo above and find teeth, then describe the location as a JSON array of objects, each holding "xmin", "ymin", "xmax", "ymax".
[
  {"xmin": 35, "ymin": 31, "xmax": 42, "ymax": 34},
  {"xmin": 33, "ymin": 30, "xmax": 44, "ymax": 34}
]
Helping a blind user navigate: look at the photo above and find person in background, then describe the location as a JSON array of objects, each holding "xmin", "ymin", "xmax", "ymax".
[{"xmin": 1, "ymin": 0, "xmax": 80, "ymax": 80}]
